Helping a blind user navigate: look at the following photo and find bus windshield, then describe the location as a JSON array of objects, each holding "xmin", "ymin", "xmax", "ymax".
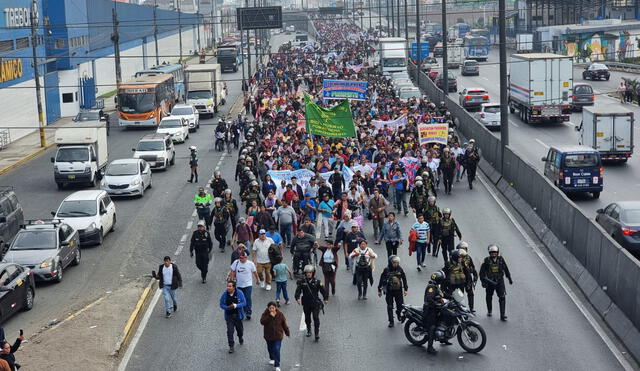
[{"xmin": 119, "ymin": 93, "xmax": 155, "ymax": 113}]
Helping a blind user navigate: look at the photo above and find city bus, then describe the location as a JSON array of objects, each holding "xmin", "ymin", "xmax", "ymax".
[
  {"xmin": 134, "ymin": 64, "xmax": 185, "ymax": 102},
  {"xmin": 117, "ymin": 74, "xmax": 176, "ymax": 127},
  {"xmin": 463, "ymin": 35, "xmax": 490, "ymax": 61}
]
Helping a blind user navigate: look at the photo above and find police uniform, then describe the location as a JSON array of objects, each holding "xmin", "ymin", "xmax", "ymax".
[
  {"xmin": 210, "ymin": 178, "xmax": 228, "ymax": 198},
  {"xmin": 223, "ymin": 197, "xmax": 239, "ymax": 229},
  {"xmin": 439, "ymin": 217, "xmax": 461, "ymax": 263},
  {"xmin": 443, "ymin": 260, "xmax": 471, "ymax": 295},
  {"xmin": 241, "ymin": 188, "xmax": 261, "ymax": 213},
  {"xmin": 422, "ymin": 282, "xmax": 444, "ymax": 352},
  {"xmin": 464, "ymin": 148, "xmax": 480, "ymax": 189},
  {"xmin": 194, "ymin": 193, "xmax": 212, "ymax": 228},
  {"xmin": 424, "ymin": 205, "xmax": 441, "ymax": 255},
  {"xmin": 409, "ymin": 187, "xmax": 428, "ymax": 215},
  {"xmin": 479, "ymin": 255, "xmax": 512, "ymax": 319},
  {"xmin": 462, "ymin": 254, "xmax": 478, "ymax": 311},
  {"xmin": 211, "ymin": 206, "xmax": 230, "ymax": 251},
  {"xmin": 294, "ymin": 277, "xmax": 328, "ymax": 339},
  {"xmin": 440, "ymin": 156, "xmax": 456, "ymax": 195},
  {"xmin": 189, "ymin": 151, "xmax": 199, "ymax": 183},
  {"xmin": 189, "ymin": 229, "xmax": 213, "ymax": 281},
  {"xmin": 378, "ymin": 266, "xmax": 408, "ymax": 325}
]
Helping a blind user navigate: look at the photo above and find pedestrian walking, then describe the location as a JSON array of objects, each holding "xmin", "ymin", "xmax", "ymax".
[
  {"xmin": 260, "ymin": 302, "xmax": 291, "ymax": 371},
  {"xmin": 152, "ymin": 256, "xmax": 183, "ymax": 318},
  {"xmin": 219, "ymin": 281, "xmax": 246, "ymax": 354},
  {"xmin": 194, "ymin": 187, "xmax": 212, "ymax": 229},
  {"xmin": 318, "ymin": 242, "xmax": 340, "ymax": 295},
  {"xmin": 229, "ymin": 251, "xmax": 260, "ymax": 320},
  {"xmin": 317, "ymin": 193, "xmax": 335, "ymax": 240},
  {"xmin": 377, "ymin": 212, "xmax": 402, "ymax": 257},
  {"xmin": 618, "ymin": 80, "xmax": 626, "ymax": 104},
  {"xmin": 295, "ymin": 265, "xmax": 328, "ymax": 341},
  {"xmin": 411, "ymin": 214, "xmax": 431, "ymax": 271},
  {"xmin": 377, "ymin": 255, "xmax": 408, "ymax": 327},
  {"xmin": 253, "ymin": 229, "xmax": 275, "ymax": 291},
  {"xmin": 189, "ymin": 220, "xmax": 213, "ymax": 283},
  {"xmin": 188, "ymin": 146, "xmax": 198, "ymax": 183},
  {"xmin": 273, "ymin": 258, "xmax": 293, "ymax": 306},
  {"xmin": 349, "ymin": 240, "xmax": 378, "ymax": 300},
  {"xmin": 368, "ymin": 189, "xmax": 388, "ymax": 242},
  {"xmin": 390, "ymin": 168, "xmax": 408, "ymax": 216}
]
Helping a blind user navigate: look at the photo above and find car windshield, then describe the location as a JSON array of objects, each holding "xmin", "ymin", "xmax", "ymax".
[
  {"xmin": 137, "ymin": 140, "xmax": 164, "ymax": 151},
  {"xmin": 11, "ymin": 230, "xmax": 57, "ymax": 250},
  {"xmin": 400, "ymin": 90, "xmax": 420, "ymax": 99},
  {"xmin": 563, "ymin": 153, "xmax": 599, "ymax": 168},
  {"xmin": 217, "ymin": 49, "xmax": 237, "ymax": 57},
  {"xmin": 465, "ymin": 61, "xmax": 478, "ymax": 66},
  {"xmin": 55, "ymin": 147, "xmax": 89, "ymax": 162},
  {"xmin": 171, "ymin": 107, "xmax": 193, "ymax": 116},
  {"xmin": 484, "ymin": 106, "xmax": 500, "ymax": 113},
  {"xmin": 383, "ymin": 58, "xmax": 405, "ymax": 67},
  {"xmin": 622, "ymin": 209, "xmax": 640, "ymax": 224},
  {"xmin": 159, "ymin": 119, "xmax": 182, "ymax": 128},
  {"xmin": 57, "ymin": 200, "xmax": 97, "ymax": 217},
  {"xmin": 591, "ymin": 64, "xmax": 607, "ymax": 70},
  {"xmin": 74, "ymin": 112, "xmax": 100, "ymax": 121},
  {"xmin": 106, "ymin": 162, "xmax": 139, "ymax": 176},
  {"xmin": 187, "ymin": 91, "xmax": 212, "ymax": 100},
  {"xmin": 574, "ymin": 85, "xmax": 593, "ymax": 94}
]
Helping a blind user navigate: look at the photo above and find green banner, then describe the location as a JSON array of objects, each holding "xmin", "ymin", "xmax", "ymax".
[{"xmin": 304, "ymin": 94, "xmax": 356, "ymax": 138}]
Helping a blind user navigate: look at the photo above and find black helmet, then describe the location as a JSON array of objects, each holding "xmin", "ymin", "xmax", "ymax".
[
  {"xmin": 429, "ymin": 270, "xmax": 446, "ymax": 285},
  {"xmin": 450, "ymin": 249, "xmax": 461, "ymax": 262}
]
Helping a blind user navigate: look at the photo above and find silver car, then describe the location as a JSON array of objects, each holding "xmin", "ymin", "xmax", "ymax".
[
  {"xmin": 100, "ymin": 159, "xmax": 152, "ymax": 197},
  {"xmin": 171, "ymin": 104, "xmax": 200, "ymax": 132}
]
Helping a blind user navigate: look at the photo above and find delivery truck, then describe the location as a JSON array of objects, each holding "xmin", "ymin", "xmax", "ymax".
[
  {"xmin": 447, "ymin": 41, "xmax": 464, "ymax": 68},
  {"xmin": 577, "ymin": 105, "xmax": 634, "ymax": 163},
  {"xmin": 378, "ymin": 37, "xmax": 407, "ymax": 73},
  {"xmin": 508, "ymin": 53, "xmax": 573, "ymax": 124},
  {"xmin": 515, "ymin": 33, "xmax": 533, "ymax": 53},
  {"xmin": 51, "ymin": 122, "xmax": 108, "ymax": 189},
  {"xmin": 185, "ymin": 64, "xmax": 226, "ymax": 118}
]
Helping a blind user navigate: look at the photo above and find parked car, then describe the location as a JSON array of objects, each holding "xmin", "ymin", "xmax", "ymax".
[
  {"xmin": 391, "ymin": 71, "xmax": 411, "ymax": 81},
  {"xmin": 0, "ymin": 188, "xmax": 24, "ymax": 256},
  {"xmin": 156, "ymin": 117, "xmax": 189, "ymax": 143},
  {"xmin": 459, "ymin": 87, "xmax": 489, "ymax": 110},
  {"xmin": 570, "ymin": 83, "xmax": 595, "ymax": 110},
  {"xmin": 171, "ymin": 104, "xmax": 200, "ymax": 132},
  {"xmin": 53, "ymin": 190, "xmax": 116, "ymax": 246},
  {"xmin": 285, "ymin": 25, "xmax": 295, "ymax": 34},
  {"xmin": 541, "ymin": 145, "xmax": 603, "ymax": 198},
  {"xmin": 435, "ymin": 71, "xmax": 457, "ymax": 92},
  {"xmin": 596, "ymin": 201, "xmax": 640, "ymax": 257},
  {"xmin": 582, "ymin": 63, "xmax": 610, "ymax": 81},
  {"xmin": 460, "ymin": 60, "xmax": 480, "ymax": 76},
  {"xmin": 73, "ymin": 109, "xmax": 107, "ymax": 122},
  {"xmin": 101, "ymin": 159, "xmax": 152, "ymax": 198},
  {"xmin": 433, "ymin": 42, "xmax": 443, "ymax": 57},
  {"xmin": 4, "ymin": 220, "xmax": 81, "ymax": 283},
  {"xmin": 132, "ymin": 133, "xmax": 176, "ymax": 170},
  {"xmin": 475, "ymin": 103, "xmax": 501, "ymax": 130},
  {"xmin": 0, "ymin": 263, "xmax": 35, "ymax": 323}
]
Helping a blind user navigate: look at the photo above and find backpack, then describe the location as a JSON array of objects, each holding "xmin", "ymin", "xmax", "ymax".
[
  {"xmin": 356, "ymin": 251, "xmax": 369, "ymax": 271},
  {"xmin": 268, "ymin": 243, "xmax": 283, "ymax": 264},
  {"xmin": 387, "ymin": 270, "xmax": 402, "ymax": 291}
]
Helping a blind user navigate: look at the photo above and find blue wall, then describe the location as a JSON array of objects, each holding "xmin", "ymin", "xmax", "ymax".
[{"xmin": 43, "ymin": 0, "xmax": 90, "ymax": 70}]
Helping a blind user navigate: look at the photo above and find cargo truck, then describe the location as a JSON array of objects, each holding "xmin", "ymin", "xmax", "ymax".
[
  {"xmin": 515, "ymin": 33, "xmax": 533, "ymax": 53},
  {"xmin": 447, "ymin": 41, "xmax": 464, "ymax": 68},
  {"xmin": 51, "ymin": 122, "xmax": 108, "ymax": 190},
  {"xmin": 577, "ymin": 106, "xmax": 634, "ymax": 163},
  {"xmin": 185, "ymin": 64, "xmax": 226, "ymax": 118},
  {"xmin": 508, "ymin": 53, "xmax": 573, "ymax": 124},
  {"xmin": 378, "ymin": 37, "xmax": 407, "ymax": 73},
  {"xmin": 216, "ymin": 43, "xmax": 242, "ymax": 72}
]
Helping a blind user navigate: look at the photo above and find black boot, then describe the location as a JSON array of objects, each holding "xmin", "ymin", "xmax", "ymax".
[
  {"xmin": 314, "ymin": 328, "xmax": 320, "ymax": 341},
  {"xmin": 306, "ymin": 328, "xmax": 311, "ymax": 337},
  {"xmin": 468, "ymin": 292, "xmax": 475, "ymax": 312},
  {"xmin": 387, "ymin": 307, "xmax": 395, "ymax": 326},
  {"xmin": 188, "ymin": 174, "xmax": 194, "ymax": 183},
  {"xmin": 499, "ymin": 298, "xmax": 507, "ymax": 321},
  {"xmin": 486, "ymin": 296, "xmax": 492, "ymax": 317}
]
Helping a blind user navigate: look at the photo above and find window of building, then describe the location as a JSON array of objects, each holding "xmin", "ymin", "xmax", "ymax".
[
  {"xmin": 15, "ymin": 37, "xmax": 29, "ymax": 50},
  {"xmin": 62, "ymin": 93, "xmax": 74, "ymax": 103},
  {"xmin": 612, "ymin": 0, "xmax": 633, "ymax": 7},
  {"xmin": 54, "ymin": 38, "xmax": 65, "ymax": 49},
  {"xmin": 0, "ymin": 40, "xmax": 13, "ymax": 52}
]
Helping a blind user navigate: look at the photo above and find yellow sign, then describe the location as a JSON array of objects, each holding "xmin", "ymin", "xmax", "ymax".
[
  {"xmin": 563, "ymin": 82, "xmax": 569, "ymax": 87},
  {"xmin": 0, "ymin": 58, "xmax": 23, "ymax": 83},
  {"xmin": 16, "ymin": 279, "xmax": 22, "ymax": 287},
  {"xmin": 534, "ymin": 91, "xmax": 544, "ymax": 96},
  {"xmin": 596, "ymin": 132, "xmax": 604, "ymax": 137},
  {"xmin": 418, "ymin": 123, "xmax": 449, "ymax": 145}
]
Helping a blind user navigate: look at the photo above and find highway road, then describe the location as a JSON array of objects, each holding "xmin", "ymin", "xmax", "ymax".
[{"xmin": 118, "ymin": 34, "xmax": 635, "ymax": 371}]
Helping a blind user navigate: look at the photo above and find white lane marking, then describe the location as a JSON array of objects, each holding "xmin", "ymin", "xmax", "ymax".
[
  {"xmin": 215, "ymin": 166, "xmax": 220, "ymax": 171},
  {"xmin": 481, "ymin": 77, "xmax": 490, "ymax": 81},
  {"xmin": 479, "ymin": 176, "xmax": 635, "ymax": 371},
  {"xmin": 299, "ymin": 312, "xmax": 307, "ymax": 331},
  {"xmin": 535, "ymin": 138, "xmax": 550, "ymax": 148},
  {"xmin": 192, "ymin": 209, "xmax": 197, "ymax": 217},
  {"xmin": 117, "ymin": 288, "xmax": 162, "ymax": 371},
  {"xmin": 509, "ymin": 120, "xmax": 520, "ymax": 128},
  {"xmin": 186, "ymin": 220, "xmax": 193, "ymax": 230},
  {"xmin": 180, "ymin": 234, "xmax": 187, "ymax": 243},
  {"xmin": 174, "ymin": 244, "xmax": 184, "ymax": 256},
  {"xmin": 563, "ymin": 121, "xmax": 575, "ymax": 127}
]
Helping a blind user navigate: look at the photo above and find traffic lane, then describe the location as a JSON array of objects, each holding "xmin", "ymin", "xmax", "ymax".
[{"xmin": 125, "ymin": 175, "xmax": 623, "ymax": 370}]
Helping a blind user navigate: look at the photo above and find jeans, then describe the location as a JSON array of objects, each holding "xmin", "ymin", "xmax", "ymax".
[
  {"xmin": 197, "ymin": 207, "xmax": 211, "ymax": 228},
  {"xmin": 385, "ymin": 241, "xmax": 399, "ymax": 257},
  {"xmin": 238, "ymin": 286, "xmax": 253, "ymax": 315},
  {"xmin": 162, "ymin": 286, "xmax": 177, "ymax": 314},
  {"xmin": 276, "ymin": 281, "xmax": 289, "ymax": 301},
  {"xmin": 394, "ymin": 189, "xmax": 407, "ymax": 213},
  {"xmin": 415, "ymin": 241, "xmax": 427, "ymax": 266},
  {"xmin": 372, "ymin": 217, "xmax": 384, "ymax": 241},
  {"xmin": 226, "ymin": 314, "xmax": 244, "ymax": 346},
  {"xmin": 280, "ymin": 223, "xmax": 292, "ymax": 247},
  {"xmin": 266, "ymin": 340, "xmax": 282, "ymax": 367}
]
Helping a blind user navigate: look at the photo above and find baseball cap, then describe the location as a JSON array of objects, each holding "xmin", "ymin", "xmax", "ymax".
[
  {"xmin": 305, "ymin": 193, "xmax": 311, "ymax": 197},
  {"xmin": 259, "ymin": 229, "xmax": 266, "ymax": 234},
  {"xmin": 197, "ymin": 220, "xmax": 206, "ymax": 227}
]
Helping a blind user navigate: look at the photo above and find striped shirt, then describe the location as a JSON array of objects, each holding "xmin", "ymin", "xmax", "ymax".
[{"xmin": 411, "ymin": 222, "xmax": 430, "ymax": 243}]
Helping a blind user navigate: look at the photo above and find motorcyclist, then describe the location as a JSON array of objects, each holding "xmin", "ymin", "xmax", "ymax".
[
  {"xmin": 194, "ymin": 187, "xmax": 212, "ymax": 230},
  {"xmin": 294, "ymin": 265, "xmax": 328, "ymax": 341},
  {"xmin": 377, "ymin": 255, "xmax": 408, "ymax": 327},
  {"xmin": 423, "ymin": 270, "xmax": 447, "ymax": 354},
  {"xmin": 479, "ymin": 244, "xmax": 512, "ymax": 321},
  {"xmin": 290, "ymin": 229, "xmax": 317, "ymax": 275},
  {"xmin": 215, "ymin": 119, "xmax": 227, "ymax": 151},
  {"xmin": 442, "ymin": 249, "xmax": 471, "ymax": 296},
  {"xmin": 439, "ymin": 208, "xmax": 461, "ymax": 263},
  {"xmin": 211, "ymin": 197, "xmax": 230, "ymax": 252},
  {"xmin": 458, "ymin": 242, "xmax": 478, "ymax": 312},
  {"xmin": 424, "ymin": 196, "xmax": 441, "ymax": 256}
]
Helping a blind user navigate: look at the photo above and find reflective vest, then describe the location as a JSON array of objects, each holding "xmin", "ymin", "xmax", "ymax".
[
  {"xmin": 449, "ymin": 263, "xmax": 466, "ymax": 285},
  {"xmin": 441, "ymin": 218, "xmax": 454, "ymax": 237},
  {"xmin": 194, "ymin": 193, "xmax": 212, "ymax": 206}
]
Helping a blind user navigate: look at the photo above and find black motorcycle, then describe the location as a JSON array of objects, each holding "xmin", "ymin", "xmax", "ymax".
[
  {"xmin": 400, "ymin": 292, "xmax": 487, "ymax": 353},
  {"xmin": 292, "ymin": 248, "xmax": 316, "ymax": 276}
]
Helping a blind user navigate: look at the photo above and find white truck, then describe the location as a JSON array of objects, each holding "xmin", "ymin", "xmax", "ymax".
[
  {"xmin": 51, "ymin": 122, "xmax": 108, "ymax": 189},
  {"xmin": 378, "ymin": 37, "xmax": 407, "ymax": 73},
  {"xmin": 515, "ymin": 33, "xmax": 533, "ymax": 53},
  {"xmin": 185, "ymin": 64, "xmax": 226, "ymax": 118},
  {"xmin": 447, "ymin": 41, "xmax": 464, "ymax": 68},
  {"xmin": 508, "ymin": 53, "xmax": 573, "ymax": 124},
  {"xmin": 577, "ymin": 105, "xmax": 634, "ymax": 163}
]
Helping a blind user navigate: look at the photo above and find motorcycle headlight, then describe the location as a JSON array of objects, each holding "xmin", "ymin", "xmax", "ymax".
[
  {"xmin": 39, "ymin": 258, "xmax": 53, "ymax": 269},
  {"xmin": 132, "ymin": 178, "xmax": 141, "ymax": 186}
]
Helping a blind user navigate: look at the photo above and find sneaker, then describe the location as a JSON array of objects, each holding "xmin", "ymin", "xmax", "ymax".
[
  {"xmin": 269, "ymin": 360, "xmax": 275, "ymax": 365},
  {"xmin": 165, "ymin": 312, "xmax": 172, "ymax": 318},
  {"xmin": 357, "ymin": 295, "xmax": 362, "ymax": 300},
  {"xmin": 260, "ymin": 281, "xmax": 265, "ymax": 288},
  {"xmin": 229, "ymin": 346, "xmax": 234, "ymax": 354},
  {"xmin": 276, "ymin": 300, "xmax": 281, "ymax": 307},
  {"xmin": 266, "ymin": 284, "xmax": 272, "ymax": 291},
  {"xmin": 417, "ymin": 266, "xmax": 421, "ymax": 272},
  {"xmin": 285, "ymin": 300, "xmax": 291, "ymax": 305},
  {"xmin": 246, "ymin": 314, "xmax": 251, "ymax": 320},
  {"xmin": 362, "ymin": 296, "xmax": 367, "ymax": 300},
  {"xmin": 275, "ymin": 368, "xmax": 281, "ymax": 371},
  {"xmin": 421, "ymin": 263, "xmax": 426, "ymax": 267}
]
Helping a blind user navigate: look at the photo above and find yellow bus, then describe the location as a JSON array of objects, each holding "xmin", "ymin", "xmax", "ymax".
[{"xmin": 117, "ymin": 74, "xmax": 176, "ymax": 127}]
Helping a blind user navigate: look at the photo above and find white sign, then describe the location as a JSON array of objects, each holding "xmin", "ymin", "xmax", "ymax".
[{"xmin": 4, "ymin": 6, "xmax": 38, "ymax": 28}]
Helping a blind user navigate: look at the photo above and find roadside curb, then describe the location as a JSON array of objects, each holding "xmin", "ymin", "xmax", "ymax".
[
  {"xmin": 0, "ymin": 142, "xmax": 55, "ymax": 176},
  {"xmin": 111, "ymin": 277, "xmax": 156, "ymax": 357}
]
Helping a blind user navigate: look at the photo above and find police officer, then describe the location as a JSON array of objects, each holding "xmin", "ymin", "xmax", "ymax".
[
  {"xmin": 294, "ymin": 265, "xmax": 328, "ymax": 341},
  {"xmin": 222, "ymin": 189, "xmax": 239, "ymax": 232},
  {"xmin": 424, "ymin": 196, "xmax": 441, "ymax": 256},
  {"xmin": 210, "ymin": 171, "xmax": 228, "ymax": 198},
  {"xmin": 442, "ymin": 249, "xmax": 471, "ymax": 296},
  {"xmin": 440, "ymin": 148, "xmax": 456, "ymax": 195},
  {"xmin": 479, "ymin": 244, "xmax": 513, "ymax": 321},
  {"xmin": 235, "ymin": 155, "xmax": 246, "ymax": 182},
  {"xmin": 377, "ymin": 255, "xmax": 408, "ymax": 328},
  {"xmin": 423, "ymin": 270, "xmax": 446, "ymax": 354},
  {"xmin": 211, "ymin": 197, "xmax": 230, "ymax": 252},
  {"xmin": 189, "ymin": 220, "xmax": 213, "ymax": 283},
  {"xmin": 458, "ymin": 244, "xmax": 478, "ymax": 312},
  {"xmin": 409, "ymin": 178, "xmax": 428, "ymax": 216},
  {"xmin": 241, "ymin": 181, "xmax": 261, "ymax": 213},
  {"xmin": 439, "ymin": 208, "xmax": 461, "ymax": 263},
  {"xmin": 464, "ymin": 139, "xmax": 480, "ymax": 190},
  {"xmin": 421, "ymin": 171, "xmax": 437, "ymax": 197},
  {"xmin": 188, "ymin": 146, "xmax": 198, "ymax": 183},
  {"xmin": 194, "ymin": 187, "xmax": 212, "ymax": 230}
]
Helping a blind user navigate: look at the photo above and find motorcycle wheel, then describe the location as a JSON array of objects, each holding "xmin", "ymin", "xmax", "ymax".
[
  {"xmin": 457, "ymin": 322, "xmax": 487, "ymax": 353},
  {"xmin": 403, "ymin": 320, "xmax": 429, "ymax": 346}
]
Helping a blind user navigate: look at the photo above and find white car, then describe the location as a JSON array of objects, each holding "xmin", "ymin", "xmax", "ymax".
[
  {"xmin": 100, "ymin": 159, "xmax": 152, "ymax": 197},
  {"xmin": 475, "ymin": 103, "xmax": 501, "ymax": 130},
  {"xmin": 53, "ymin": 190, "xmax": 116, "ymax": 246},
  {"xmin": 171, "ymin": 104, "xmax": 200, "ymax": 132},
  {"xmin": 157, "ymin": 117, "xmax": 189, "ymax": 143},
  {"xmin": 398, "ymin": 87, "xmax": 421, "ymax": 102},
  {"xmin": 132, "ymin": 133, "xmax": 176, "ymax": 170}
]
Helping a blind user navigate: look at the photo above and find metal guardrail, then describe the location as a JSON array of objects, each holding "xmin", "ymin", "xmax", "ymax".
[
  {"xmin": 0, "ymin": 129, "xmax": 10, "ymax": 150},
  {"xmin": 574, "ymin": 61, "xmax": 640, "ymax": 74}
]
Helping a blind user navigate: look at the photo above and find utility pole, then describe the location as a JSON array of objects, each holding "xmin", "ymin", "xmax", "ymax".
[
  {"xmin": 30, "ymin": 0, "xmax": 45, "ymax": 148},
  {"xmin": 246, "ymin": 0, "xmax": 252, "ymax": 83},
  {"xmin": 367, "ymin": 0, "xmax": 371, "ymax": 30},
  {"xmin": 390, "ymin": 0, "xmax": 395, "ymax": 36},
  {"xmin": 396, "ymin": 0, "xmax": 401, "ymax": 37},
  {"xmin": 378, "ymin": 0, "xmax": 382, "ymax": 30},
  {"xmin": 441, "ymin": 0, "xmax": 448, "ymax": 102},
  {"xmin": 178, "ymin": 0, "xmax": 183, "ymax": 63},
  {"xmin": 240, "ymin": 17, "xmax": 246, "ymax": 93},
  {"xmin": 499, "ymin": 0, "xmax": 509, "ymax": 171},
  {"xmin": 112, "ymin": 8, "xmax": 122, "ymax": 95},
  {"xmin": 415, "ymin": 0, "xmax": 420, "ymax": 87},
  {"xmin": 403, "ymin": 0, "xmax": 408, "ymax": 41},
  {"xmin": 196, "ymin": 0, "xmax": 201, "ymax": 51},
  {"xmin": 154, "ymin": 0, "xmax": 159, "ymax": 65}
]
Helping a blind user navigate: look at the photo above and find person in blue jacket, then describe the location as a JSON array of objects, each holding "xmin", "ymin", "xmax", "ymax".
[{"xmin": 220, "ymin": 280, "xmax": 247, "ymax": 354}]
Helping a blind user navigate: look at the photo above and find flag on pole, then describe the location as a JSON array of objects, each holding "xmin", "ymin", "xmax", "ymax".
[{"xmin": 303, "ymin": 93, "xmax": 356, "ymax": 138}]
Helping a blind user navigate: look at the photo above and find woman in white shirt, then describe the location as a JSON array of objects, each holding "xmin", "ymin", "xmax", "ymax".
[{"xmin": 349, "ymin": 241, "xmax": 378, "ymax": 300}]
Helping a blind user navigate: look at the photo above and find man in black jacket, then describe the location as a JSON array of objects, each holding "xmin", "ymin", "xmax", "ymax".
[
  {"xmin": 377, "ymin": 255, "xmax": 408, "ymax": 327},
  {"xmin": 190, "ymin": 221, "xmax": 213, "ymax": 283},
  {"xmin": 152, "ymin": 256, "xmax": 183, "ymax": 318},
  {"xmin": 295, "ymin": 265, "xmax": 328, "ymax": 341}
]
